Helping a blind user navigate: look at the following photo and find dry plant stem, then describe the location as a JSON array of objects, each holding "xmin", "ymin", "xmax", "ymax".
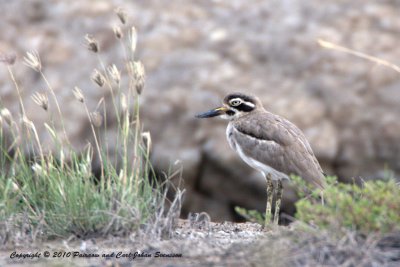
[
  {"xmin": 318, "ymin": 39, "xmax": 400, "ymax": 73},
  {"xmin": 126, "ymin": 64, "xmax": 133, "ymax": 121},
  {"xmin": 265, "ymin": 173, "xmax": 274, "ymax": 226},
  {"xmin": 30, "ymin": 123, "xmax": 45, "ymax": 165},
  {"xmin": 6, "ymin": 123, "xmax": 21, "ymax": 154},
  {"xmin": 113, "ymin": 83, "xmax": 122, "ymax": 172},
  {"xmin": 6, "ymin": 67, "xmax": 37, "ymax": 159},
  {"xmin": 7, "ymin": 66, "xmax": 26, "ymax": 117},
  {"xmin": 133, "ymin": 94, "xmax": 141, "ymax": 194},
  {"xmin": 39, "ymin": 71, "xmax": 69, "ymax": 144},
  {"xmin": 95, "ymin": 55, "xmax": 122, "ymax": 168},
  {"xmin": 144, "ymin": 132, "xmax": 151, "ymax": 180},
  {"xmin": 122, "ymin": 110, "xmax": 129, "ymax": 185},
  {"xmin": 6, "ymin": 67, "xmax": 38, "ymax": 158},
  {"xmin": 83, "ymin": 103, "xmax": 104, "ymax": 179},
  {"xmin": 101, "ymin": 101, "xmax": 110, "ymax": 169},
  {"xmin": 273, "ymin": 180, "xmax": 283, "ymax": 225},
  {"xmin": 96, "ymin": 54, "xmax": 120, "ymax": 125},
  {"xmin": 126, "ymin": 33, "xmax": 137, "ymax": 112}
]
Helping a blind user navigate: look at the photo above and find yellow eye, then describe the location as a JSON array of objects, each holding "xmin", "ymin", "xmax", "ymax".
[{"xmin": 230, "ymin": 99, "xmax": 241, "ymax": 106}]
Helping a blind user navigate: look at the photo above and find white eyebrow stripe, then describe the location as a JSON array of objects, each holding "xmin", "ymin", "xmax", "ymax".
[
  {"xmin": 229, "ymin": 98, "xmax": 255, "ymax": 109},
  {"xmin": 244, "ymin": 101, "xmax": 255, "ymax": 108}
]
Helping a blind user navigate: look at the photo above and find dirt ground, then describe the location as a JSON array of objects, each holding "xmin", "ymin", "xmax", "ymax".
[
  {"xmin": 1, "ymin": 219, "xmax": 399, "ymax": 267},
  {"xmin": 0, "ymin": 220, "xmax": 267, "ymax": 267}
]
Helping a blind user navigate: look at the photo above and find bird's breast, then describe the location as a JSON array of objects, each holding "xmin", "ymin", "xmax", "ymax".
[
  {"xmin": 226, "ymin": 123, "xmax": 236, "ymax": 150},
  {"xmin": 225, "ymin": 123, "xmax": 289, "ymax": 181}
]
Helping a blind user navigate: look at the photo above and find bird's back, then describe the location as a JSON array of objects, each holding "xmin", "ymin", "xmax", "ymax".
[{"xmin": 229, "ymin": 110, "xmax": 326, "ymax": 189}]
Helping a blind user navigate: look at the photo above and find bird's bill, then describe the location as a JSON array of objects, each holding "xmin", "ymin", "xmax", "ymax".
[{"xmin": 195, "ymin": 106, "xmax": 228, "ymax": 118}]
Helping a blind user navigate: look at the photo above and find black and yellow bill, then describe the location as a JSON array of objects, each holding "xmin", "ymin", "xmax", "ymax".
[{"xmin": 195, "ymin": 106, "xmax": 228, "ymax": 118}]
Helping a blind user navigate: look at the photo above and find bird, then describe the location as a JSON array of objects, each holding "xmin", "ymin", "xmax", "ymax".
[{"xmin": 196, "ymin": 92, "xmax": 325, "ymax": 225}]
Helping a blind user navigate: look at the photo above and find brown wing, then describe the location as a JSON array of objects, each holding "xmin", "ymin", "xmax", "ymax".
[{"xmin": 232, "ymin": 111, "xmax": 325, "ymax": 188}]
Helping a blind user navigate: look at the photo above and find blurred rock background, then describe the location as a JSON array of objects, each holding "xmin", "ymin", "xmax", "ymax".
[{"xmin": 0, "ymin": 0, "xmax": 399, "ymax": 221}]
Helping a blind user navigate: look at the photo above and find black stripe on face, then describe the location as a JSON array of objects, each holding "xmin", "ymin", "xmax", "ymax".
[
  {"xmin": 226, "ymin": 110, "xmax": 235, "ymax": 116},
  {"xmin": 236, "ymin": 102, "xmax": 255, "ymax": 112}
]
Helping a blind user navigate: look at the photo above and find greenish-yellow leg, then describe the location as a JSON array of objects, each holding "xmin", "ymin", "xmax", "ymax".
[
  {"xmin": 265, "ymin": 173, "xmax": 274, "ymax": 226},
  {"xmin": 273, "ymin": 180, "xmax": 283, "ymax": 225}
]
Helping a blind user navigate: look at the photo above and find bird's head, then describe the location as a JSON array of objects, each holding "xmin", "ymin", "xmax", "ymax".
[{"xmin": 196, "ymin": 93, "xmax": 262, "ymax": 120}]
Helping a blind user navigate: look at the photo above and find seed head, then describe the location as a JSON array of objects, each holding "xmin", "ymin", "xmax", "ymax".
[
  {"xmin": 0, "ymin": 108, "xmax": 13, "ymax": 126},
  {"xmin": 135, "ymin": 74, "xmax": 145, "ymax": 95},
  {"xmin": 90, "ymin": 111, "xmax": 103, "ymax": 128},
  {"xmin": 142, "ymin": 131, "xmax": 152, "ymax": 152},
  {"xmin": 73, "ymin": 86, "xmax": 85, "ymax": 103},
  {"xmin": 91, "ymin": 69, "xmax": 106, "ymax": 87},
  {"xmin": 23, "ymin": 51, "xmax": 41, "ymax": 72},
  {"xmin": 0, "ymin": 52, "xmax": 17, "ymax": 66},
  {"xmin": 131, "ymin": 61, "xmax": 145, "ymax": 94},
  {"xmin": 31, "ymin": 92, "xmax": 49, "ymax": 111},
  {"xmin": 115, "ymin": 7, "xmax": 127, "ymax": 24},
  {"xmin": 85, "ymin": 34, "xmax": 100, "ymax": 53},
  {"xmin": 113, "ymin": 25, "xmax": 123, "ymax": 39},
  {"xmin": 107, "ymin": 64, "xmax": 121, "ymax": 85}
]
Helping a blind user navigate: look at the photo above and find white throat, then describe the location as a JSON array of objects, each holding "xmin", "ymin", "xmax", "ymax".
[{"xmin": 220, "ymin": 108, "xmax": 243, "ymax": 120}]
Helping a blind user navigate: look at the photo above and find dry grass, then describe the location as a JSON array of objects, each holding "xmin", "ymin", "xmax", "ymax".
[
  {"xmin": 0, "ymin": 7, "xmax": 183, "ymax": 247},
  {"xmin": 254, "ymin": 226, "xmax": 400, "ymax": 267},
  {"xmin": 318, "ymin": 39, "xmax": 400, "ymax": 73}
]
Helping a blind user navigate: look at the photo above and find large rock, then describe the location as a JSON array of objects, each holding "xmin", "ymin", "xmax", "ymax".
[{"xmin": 1, "ymin": 0, "xmax": 399, "ymax": 221}]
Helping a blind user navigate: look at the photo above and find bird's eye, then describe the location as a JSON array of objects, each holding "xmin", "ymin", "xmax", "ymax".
[{"xmin": 230, "ymin": 99, "xmax": 242, "ymax": 106}]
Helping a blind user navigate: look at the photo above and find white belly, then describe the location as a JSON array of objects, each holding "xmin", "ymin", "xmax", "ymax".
[{"xmin": 226, "ymin": 123, "xmax": 289, "ymax": 181}]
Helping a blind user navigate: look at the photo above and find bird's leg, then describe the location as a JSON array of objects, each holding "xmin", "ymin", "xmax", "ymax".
[
  {"xmin": 265, "ymin": 173, "xmax": 274, "ymax": 226},
  {"xmin": 273, "ymin": 180, "xmax": 283, "ymax": 225}
]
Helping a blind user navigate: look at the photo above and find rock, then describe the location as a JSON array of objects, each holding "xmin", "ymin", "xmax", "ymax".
[
  {"xmin": 304, "ymin": 120, "xmax": 338, "ymax": 162},
  {"xmin": 183, "ymin": 190, "xmax": 233, "ymax": 222}
]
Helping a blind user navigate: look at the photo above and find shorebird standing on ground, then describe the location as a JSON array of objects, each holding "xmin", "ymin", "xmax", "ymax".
[{"xmin": 196, "ymin": 93, "xmax": 325, "ymax": 225}]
